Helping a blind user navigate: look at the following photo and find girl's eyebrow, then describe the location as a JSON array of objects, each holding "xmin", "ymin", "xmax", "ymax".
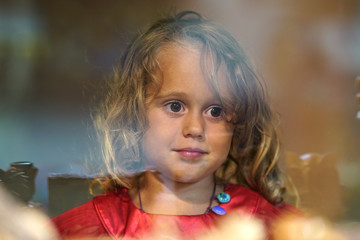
[
  {"xmin": 155, "ymin": 90, "xmax": 222, "ymax": 105},
  {"xmin": 154, "ymin": 91, "xmax": 189, "ymax": 101}
]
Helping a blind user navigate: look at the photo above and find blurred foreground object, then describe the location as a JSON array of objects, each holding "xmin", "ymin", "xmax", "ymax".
[
  {"xmin": 284, "ymin": 152, "xmax": 345, "ymax": 220},
  {"xmin": 0, "ymin": 185, "xmax": 58, "ymax": 240},
  {"xmin": 198, "ymin": 213, "xmax": 266, "ymax": 240},
  {"xmin": 0, "ymin": 161, "xmax": 38, "ymax": 204},
  {"xmin": 143, "ymin": 213, "xmax": 266, "ymax": 240},
  {"xmin": 273, "ymin": 215, "xmax": 347, "ymax": 240},
  {"xmin": 144, "ymin": 212, "xmax": 357, "ymax": 240},
  {"xmin": 355, "ymin": 76, "xmax": 360, "ymax": 119}
]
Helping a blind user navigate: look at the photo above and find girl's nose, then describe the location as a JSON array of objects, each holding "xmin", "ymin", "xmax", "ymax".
[{"xmin": 182, "ymin": 111, "xmax": 205, "ymax": 140}]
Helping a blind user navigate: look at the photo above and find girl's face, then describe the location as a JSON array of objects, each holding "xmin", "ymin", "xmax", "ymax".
[{"xmin": 141, "ymin": 45, "xmax": 234, "ymax": 184}]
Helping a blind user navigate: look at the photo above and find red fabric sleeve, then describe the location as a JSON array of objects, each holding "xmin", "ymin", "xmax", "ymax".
[{"xmin": 51, "ymin": 200, "xmax": 108, "ymax": 239}]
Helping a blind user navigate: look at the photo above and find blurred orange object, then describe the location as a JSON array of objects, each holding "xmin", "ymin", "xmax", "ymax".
[
  {"xmin": 273, "ymin": 214, "xmax": 347, "ymax": 240},
  {"xmin": 198, "ymin": 213, "xmax": 266, "ymax": 240}
]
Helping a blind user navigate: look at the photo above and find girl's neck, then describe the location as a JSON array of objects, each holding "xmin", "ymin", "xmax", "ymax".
[{"xmin": 129, "ymin": 171, "xmax": 223, "ymax": 215}]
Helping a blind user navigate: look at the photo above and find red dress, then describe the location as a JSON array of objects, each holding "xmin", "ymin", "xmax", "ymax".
[{"xmin": 52, "ymin": 184, "xmax": 297, "ymax": 239}]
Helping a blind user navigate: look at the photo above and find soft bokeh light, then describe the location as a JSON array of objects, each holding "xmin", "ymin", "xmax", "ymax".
[{"xmin": 0, "ymin": 186, "xmax": 58, "ymax": 239}]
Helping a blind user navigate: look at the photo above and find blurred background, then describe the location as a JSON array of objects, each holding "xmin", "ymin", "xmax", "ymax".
[{"xmin": 0, "ymin": 0, "xmax": 359, "ymax": 222}]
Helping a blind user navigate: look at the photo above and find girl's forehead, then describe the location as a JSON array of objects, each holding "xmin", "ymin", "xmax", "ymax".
[
  {"xmin": 148, "ymin": 44, "xmax": 233, "ymax": 104},
  {"xmin": 156, "ymin": 43, "xmax": 201, "ymax": 65}
]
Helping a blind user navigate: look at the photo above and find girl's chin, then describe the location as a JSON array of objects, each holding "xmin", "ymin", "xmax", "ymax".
[
  {"xmin": 163, "ymin": 172, "xmax": 213, "ymax": 184},
  {"xmin": 143, "ymin": 167, "xmax": 215, "ymax": 184}
]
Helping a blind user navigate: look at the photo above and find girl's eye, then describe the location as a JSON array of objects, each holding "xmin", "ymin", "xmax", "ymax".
[
  {"xmin": 206, "ymin": 106, "xmax": 223, "ymax": 118},
  {"xmin": 165, "ymin": 101, "xmax": 184, "ymax": 113}
]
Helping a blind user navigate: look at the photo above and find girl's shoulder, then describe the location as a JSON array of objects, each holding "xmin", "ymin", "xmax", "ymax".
[
  {"xmin": 51, "ymin": 199, "xmax": 105, "ymax": 238},
  {"xmin": 223, "ymin": 184, "xmax": 301, "ymax": 238},
  {"xmin": 51, "ymin": 190, "xmax": 123, "ymax": 238},
  {"xmin": 224, "ymin": 183, "xmax": 300, "ymax": 219}
]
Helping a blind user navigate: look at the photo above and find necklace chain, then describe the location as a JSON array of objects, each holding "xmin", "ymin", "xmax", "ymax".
[
  {"xmin": 137, "ymin": 179, "xmax": 217, "ymax": 214},
  {"xmin": 204, "ymin": 180, "xmax": 217, "ymax": 213}
]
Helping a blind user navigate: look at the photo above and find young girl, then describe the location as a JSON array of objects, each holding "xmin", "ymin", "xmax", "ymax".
[{"xmin": 52, "ymin": 11, "xmax": 297, "ymax": 239}]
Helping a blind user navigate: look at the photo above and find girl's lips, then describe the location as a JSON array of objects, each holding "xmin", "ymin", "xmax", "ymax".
[{"xmin": 173, "ymin": 148, "xmax": 207, "ymax": 158}]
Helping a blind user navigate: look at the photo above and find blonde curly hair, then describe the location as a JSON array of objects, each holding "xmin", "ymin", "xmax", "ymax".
[{"xmin": 94, "ymin": 11, "xmax": 285, "ymax": 204}]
